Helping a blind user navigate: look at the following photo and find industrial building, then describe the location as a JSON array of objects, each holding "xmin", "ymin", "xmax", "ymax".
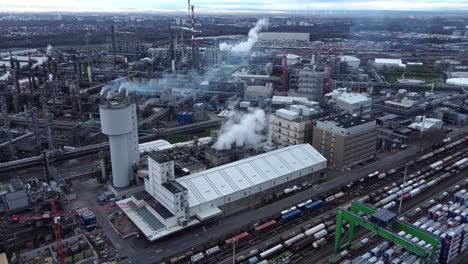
[
  {"xmin": 374, "ymin": 58, "xmax": 406, "ymax": 70},
  {"xmin": 99, "ymin": 96, "xmax": 140, "ymax": 189},
  {"xmin": 331, "ymin": 89, "xmax": 372, "ymax": 117},
  {"xmin": 338, "ymin": 56, "xmax": 360, "ymax": 72},
  {"xmin": 289, "ymin": 68, "xmax": 325, "ymax": 100},
  {"xmin": 376, "ymin": 114, "xmax": 412, "ymax": 150},
  {"xmin": 2, "ymin": 10, "xmax": 468, "ymax": 264},
  {"xmin": 408, "ymin": 116, "xmax": 443, "ymax": 132},
  {"xmin": 258, "ymin": 32, "xmax": 310, "ymax": 42},
  {"xmin": 270, "ymin": 103, "xmax": 322, "ymax": 146},
  {"xmin": 117, "ymin": 144, "xmax": 327, "ymax": 241},
  {"xmin": 312, "ymin": 114, "xmax": 377, "ymax": 169}
]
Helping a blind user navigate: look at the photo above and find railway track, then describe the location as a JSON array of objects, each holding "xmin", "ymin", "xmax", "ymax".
[
  {"xmin": 163, "ymin": 138, "xmax": 468, "ymax": 264},
  {"xmin": 304, "ymin": 163, "xmax": 468, "ymax": 264}
]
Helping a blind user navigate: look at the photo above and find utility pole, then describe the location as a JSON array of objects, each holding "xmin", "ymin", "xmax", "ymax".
[
  {"xmin": 232, "ymin": 239, "xmax": 236, "ymax": 264},
  {"xmin": 398, "ymin": 164, "xmax": 408, "ymax": 215}
]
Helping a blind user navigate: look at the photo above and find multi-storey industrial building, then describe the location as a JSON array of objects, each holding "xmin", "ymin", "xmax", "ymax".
[
  {"xmin": 331, "ymin": 89, "xmax": 372, "ymax": 117},
  {"xmin": 290, "ymin": 68, "xmax": 325, "ymax": 100},
  {"xmin": 312, "ymin": 114, "xmax": 377, "ymax": 169},
  {"xmin": 270, "ymin": 105, "xmax": 321, "ymax": 146},
  {"xmin": 117, "ymin": 144, "xmax": 327, "ymax": 241}
]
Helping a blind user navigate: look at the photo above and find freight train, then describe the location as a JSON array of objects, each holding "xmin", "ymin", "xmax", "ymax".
[{"xmin": 166, "ymin": 136, "xmax": 467, "ymax": 264}]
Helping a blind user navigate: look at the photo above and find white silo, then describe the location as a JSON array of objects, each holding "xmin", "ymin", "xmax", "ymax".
[{"xmin": 100, "ymin": 96, "xmax": 139, "ymax": 188}]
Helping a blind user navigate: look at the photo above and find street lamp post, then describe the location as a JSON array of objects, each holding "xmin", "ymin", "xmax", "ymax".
[
  {"xmin": 232, "ymin": 239, "xmax": 236, "ymax": 264},
  {"xmin": 398, "ymin": 164, "xmax": 408, "ymax": 215}
]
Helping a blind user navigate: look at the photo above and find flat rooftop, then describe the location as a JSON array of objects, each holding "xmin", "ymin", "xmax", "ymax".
[
  {"xmin": 149, "ymin": 202, "xmax": 174, "ymax": 219},
  {"xmin": 320, "ymin": 114, "xmax": 373, "ymax": 129},
  {"xmin": 336, "ymin": 92, "xmax": 371, "ymax": 104},
  {"xmin": 117, "ymin": 199, "xmax": 167, "ymax": 240},
  {"xmin": 148, "ymin": 152, "xmax": 171, "ymax": 163},
  {"xmin": 162, "ymin": 181, "xmax": 187, "ymax": 195},
  {"xmin": 176, "ymin": 144, "xmax": 326, "ymax": 208}
]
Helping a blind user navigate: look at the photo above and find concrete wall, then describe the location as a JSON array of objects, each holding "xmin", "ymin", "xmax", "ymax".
[
  {"xmin": 313, "ymin": 126, "xmax": 377, "ymax": 169},
  {"xmin": 270, "ymin": 115, "xmax": 309, "ymax": 145},
  {"xmin": 316, "ymin": 119, "xmax": 376, "ymax": 137}
]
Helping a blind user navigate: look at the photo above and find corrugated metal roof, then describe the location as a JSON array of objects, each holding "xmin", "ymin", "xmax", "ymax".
[{"xmin": 176, "ymin": 144, "xmax": 326, "ymax": 207}]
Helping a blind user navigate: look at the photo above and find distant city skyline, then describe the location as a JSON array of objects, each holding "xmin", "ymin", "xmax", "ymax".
[{"xmin": 1, "ymin": 0, "xmax": 468, "ymax": 13}]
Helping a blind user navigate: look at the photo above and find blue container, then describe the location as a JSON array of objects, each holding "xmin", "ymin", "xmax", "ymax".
[
  {"xmin": 176, "ymin": 112, "xmax": 184, "ymax": 124},
  {"xmin": 184, "ymin": 112, "xmax": 193, "ymax": 124},
  {"xmin": 281, "ymin": 209, "xmax": 301, "ymax": 222},
  {"xmin": 304, "ymin": 200, "xmax": 323, "ymax": 211},
  {"xmin": 79, "ymin": 211, "xmax": 97, "ymax": 226}
]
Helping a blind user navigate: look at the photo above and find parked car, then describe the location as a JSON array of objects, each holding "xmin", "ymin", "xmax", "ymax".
[{"xmin": 97, "ymin": 191, "xmax": 116, "ymax": 205}]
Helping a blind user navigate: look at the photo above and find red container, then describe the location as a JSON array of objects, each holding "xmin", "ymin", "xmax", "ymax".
[
  {"xmin": 225, "ymin": 232, "xmax": 249, "ymax": 247},
  {"xmin": 255, "ymin": 220, "xmax": 277, "ymax": 234}
]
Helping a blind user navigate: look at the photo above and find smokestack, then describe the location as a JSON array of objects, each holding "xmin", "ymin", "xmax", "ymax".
[
  {"xmin": 191, "ymin": 5, "xmax": 197, "ymax": 69},
  {"xmin": 87, "ymin": 66, "xmax": 93, "ymax": 83},
  {"xmin": 111, "ymin": 25, "xmax": 116, "ymax": 53},
  {"xmin": 188, "ymin": 0, "xmax": 191, "ymax": 25}
]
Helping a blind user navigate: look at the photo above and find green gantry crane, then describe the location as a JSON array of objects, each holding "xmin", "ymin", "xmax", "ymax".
[{"xmin": 334, "ymin": 201, "xmax": 439, "ymax": 264}]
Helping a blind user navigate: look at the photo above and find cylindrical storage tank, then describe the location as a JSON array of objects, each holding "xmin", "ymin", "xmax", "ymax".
[
  {"xmin": 313, "ymin": 229, "xmax": 328, "ymax": 239},
  {"xmin": 305, "ymin": 223, "xmax": 326, "ymax": 237},
  {"xmin": 247, "ymin": 256, "xmax": 258, "ymax": 264},
  {"xmin": 430, "ymin": 160, "xmax": 443, "ymax": 169},
  {"xmin": 455, "ymin": 158, "xmax": 468, "ymax": 167},
  {"xmin": 259, "ymin": 244, "xmax": 283, "ymax": 259},
  {"xmin": 313, "ymin": 238, "xmax": 327, "ymax": 248},
  {"xmin": 284, "ymin": 233, "xmax": 305, "ymax": 247},
  {"xmin": 383, "ymin": 201, "xmax": 396, "ymax": 209},
  {"xmin": 100, "ymin": 102, "xmax": 139, "ymax": 188},
  {"xmin": 381, "ymin": 194, "xmax": 398, "ymax": 205}
]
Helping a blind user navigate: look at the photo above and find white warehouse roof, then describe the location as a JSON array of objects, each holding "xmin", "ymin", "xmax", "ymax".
[
  {"xmin": 340, "ymin": 55, "xmax": 360, "ymax": 62},
  {"xmin": 176, "ymin": 144, "xmax": 326, "ymax": 208},
  {"xmin": 375, "ymin": 58, "xmax": 403, "ymax": 64},
  {"xmin": 139, "ymin": 140, "xmax": 172, "ymax": 153},
  {"xmin": 335, "ymin": 92, "xmax": 370, "ymax": 104},
  {"xmin": 374, "ymin": 58, "xmax": 406, "ymax": 68}
]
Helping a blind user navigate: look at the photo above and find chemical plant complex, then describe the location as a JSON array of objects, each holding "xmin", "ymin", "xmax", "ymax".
[{"xmin": 1, "ymin": 4, "xmax": 468, "ymax": 264}]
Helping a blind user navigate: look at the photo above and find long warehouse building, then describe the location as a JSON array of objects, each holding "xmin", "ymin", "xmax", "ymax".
[{"xmin": 117, "ymin": 144, "xmax": 327, "ymax": 241}]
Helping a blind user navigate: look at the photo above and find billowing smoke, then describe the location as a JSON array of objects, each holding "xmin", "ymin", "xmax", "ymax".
[
  {"xmin": 46, "ymin": 44, "xmax": 54, "ymax": 56},
  {"xmin": 212, "ymin": 109, "xmax": 268, "ymax": 150},
  {"xmin": 100, "ymin": 66, "xmax": 226, "ymax": 96},
  {"xmin": 100, "ymin": 79, "xmax": 164, "ymax": 96},
  {"xmin": 219, "ymin": 18, "xmax": 269, "ymax": 53}
]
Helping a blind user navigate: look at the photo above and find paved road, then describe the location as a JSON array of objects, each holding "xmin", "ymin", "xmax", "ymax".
[
  {"xmin": 120, "ymin": 129, "xmax": 468, "ymax": 264},
  {"xmin": 64, "ymin": 178, "xmax": 150, "ymax": 258}
]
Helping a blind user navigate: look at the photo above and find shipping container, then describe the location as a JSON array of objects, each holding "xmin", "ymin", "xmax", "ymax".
[
  {"xmin": 304, "ymin": 200, "xmax": 324, "ymax": 211},
  {"xmin": 255, "ymin": 220, "xmax": 277, "ymax": 234},
  {"xmin": 281, "ymin": 209, "xmax": 301, "ymax": 222},
  {"xmin": 225, "ymin": 232, "xmax": 249, "ymax": 247}
]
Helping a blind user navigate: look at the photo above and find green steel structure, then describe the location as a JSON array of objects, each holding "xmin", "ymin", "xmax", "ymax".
[{"xmin": 334, "ymin": 201, "xmax": 439, "ymax": 264}]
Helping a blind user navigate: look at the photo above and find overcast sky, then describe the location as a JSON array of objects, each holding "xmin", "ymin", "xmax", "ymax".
[{"xmin": 1, "ymin": 0, "xmax": 468, "ymax": 12}]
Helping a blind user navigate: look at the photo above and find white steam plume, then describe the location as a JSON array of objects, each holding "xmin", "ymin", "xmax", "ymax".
[
  {"xmin": 46, "ymin": 44, "xmax": 54, "ymax": 56},
  {"xmin": 212, "ymin": 109, "xmax": 267, "ymax": 150},
  {"xmin": 220, "ymin": 18, "xmax": 269, "ymax": 53}
]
